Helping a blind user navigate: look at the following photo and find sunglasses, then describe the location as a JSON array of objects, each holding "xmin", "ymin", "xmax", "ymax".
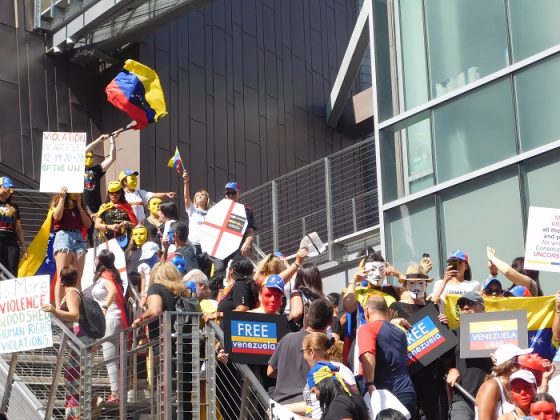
[
  {"xmin": 225, "ymin": 191, "xmax": 238, "ymax": 197},
  {"xmin": 108, "ymin": 191, "xmax": 120, "ymax": 195}
]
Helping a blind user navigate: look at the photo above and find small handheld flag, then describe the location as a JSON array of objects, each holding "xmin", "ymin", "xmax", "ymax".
[
  {"xmin": 167, "ymin": 146, "xmax": 183, "ymax": 174},
  {"xmin": 105, "ymin": 59, "xmax": 167, "ymax": 129}
]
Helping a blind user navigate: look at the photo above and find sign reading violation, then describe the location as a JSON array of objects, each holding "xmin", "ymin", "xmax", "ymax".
[
  {"xmin": 222, "ymin": 312, "xmax": 289, "ymax": 365},
  {"xmin": 0, "ymin": 275, "xmax": 52, "ymax": 353},
  {"xmin": 524, "ymin": 206, "xmax": 560, "ymax": 273},
  {"xmin": 200, "ymin": 198, "xmax": 248, "ymax": 260},
  {"xmin": 460, "ymin": 310, "xmax": 528, "ymax": 358},
  {"xmin": 40, "ymin": 132, "xmax": 86, "ymax": 193},
  {"xmin": 405, "ymin": 304, "xmax": 458, "ymax": 374}
]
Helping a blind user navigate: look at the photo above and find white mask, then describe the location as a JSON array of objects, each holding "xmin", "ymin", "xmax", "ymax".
[
  {"xmin": 406, "ymin": 280, "xmax": 427, "ymax": 299},
  {"xmin": 365, "ymin": 261, "xmax": 386, "ymax": 286}
]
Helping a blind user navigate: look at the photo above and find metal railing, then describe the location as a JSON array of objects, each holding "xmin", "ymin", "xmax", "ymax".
[{"xmin": 240, "ymin": 137, "xmax": 378, "ymax": 258}]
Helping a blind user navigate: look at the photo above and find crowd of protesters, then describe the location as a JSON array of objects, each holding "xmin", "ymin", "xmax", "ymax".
[{"xmin": 3, "ymin": 136, "xmax": 560, "ymax": 420}]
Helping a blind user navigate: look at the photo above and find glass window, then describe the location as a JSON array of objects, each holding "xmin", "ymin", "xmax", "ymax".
[
  {"xmin": 405, "ymin": 118, "xmax": 434, "ymax": 192},
  {"xmin": 380, "ymin": 130, "xmax": 400, "ymax": 203},
  {"xmin": 397, "ymin": 0, "xmax": 429, "ymax": 110},
  {"xmin": 384, "ymin": 195, "xmax": 440, "ymax": 281},
  {"xmin": 433, "ymin": 79, "xmax": 517, "ymax": 182},
  {"xmin": 439, "ymin": 167, "xmax": 524, "ymax": 283},
  {"xmin": 425, "ymin": 0, "xmax": 509, "ymax": 98},
  {"xmin": 509, "ymin": 0, "xmax": 560, "ymax": 62},
  {"xmin": 523, "ymin": 149, "xmax": 560, "ymax": 295},
  {"xmin": 515, "ymin": 55, "xmax": 560, "ymax": 152}
]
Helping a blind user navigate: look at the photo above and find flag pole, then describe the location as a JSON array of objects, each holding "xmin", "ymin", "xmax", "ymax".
[{"xmin": 110, "ymin": 121, "xmax": 138, "ymax": 137}]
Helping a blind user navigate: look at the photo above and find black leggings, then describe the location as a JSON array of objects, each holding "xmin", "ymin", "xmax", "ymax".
[{"xmin": 0, "ymin": 241, "xmax": 19, "ymax": 277}]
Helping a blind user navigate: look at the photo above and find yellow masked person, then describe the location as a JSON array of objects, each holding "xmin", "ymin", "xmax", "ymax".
[
  {"xmin": 143, "ymin": 197, "xmax": 163, "ymax": 246},
  {"xmin": 126, "ymin": 224, "xmax": 149, "ymax": 291},
  {"xmin": 119, "ymin": 170, "xmax": 176, "ymax": 223}
]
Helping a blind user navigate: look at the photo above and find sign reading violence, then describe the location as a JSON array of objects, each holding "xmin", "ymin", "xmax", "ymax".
[
  {"xmin": 40, "ymin": 131, "xmax": 86, "ymax": 193},
  {"xmin": 222, "ymin": 312, "xmax": 289, "ymax": 365},
  {"xmin": 524, "ymin": 206, "xmax": 560, "ymax": 273},
  {"xmin": 0, "ymin": 275, "xmax": 52, "ymax": 353},
  {"xmin": 460, "ymin": 310, "xmax": 528, "ymax": 358},
  {"xmin": 405, "ymin": 305, "xmax": 458, "ymax": 374}
]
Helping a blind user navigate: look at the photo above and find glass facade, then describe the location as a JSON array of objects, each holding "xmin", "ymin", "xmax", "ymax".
[{"xmin": 374, "ymin": 0, "xmax": 560, "ymax": 293}]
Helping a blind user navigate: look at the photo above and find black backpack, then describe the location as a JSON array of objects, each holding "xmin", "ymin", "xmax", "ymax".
[{"xmin": 70, "ymin": 288, "xmax": 106, "ymax": 339}]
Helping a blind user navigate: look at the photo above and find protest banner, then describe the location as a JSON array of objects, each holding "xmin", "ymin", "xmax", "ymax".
[
  {"xmin": 200, "ymin": 198, "xmax": 248, "ymax": 260},
  {"xmin": 460, "ymin": 310, "xmax": 528, "ymax": 358},
  {"xmin": 40, "ymin": 131, "xmax": 86, "ymax": 193},
  {"xmin": 81, "ymin": 238, "xmax": 129, "ymax": 296},
  {"xmin": 300, "ymin": 232, "xmax": 326, "ymax": 257},
  {"xmin": 222, "ymin": 311, "xmax": 289, "ymax": 365},
  {"xmin": 405, "ymin": 304, "xmax": 458, "ymax": 374},
  {"xmin": 0, "ymin": 275, "xmax": 52, "ymax": 353},
  {"xmin": 524, "ymin": 206, "xmax": 560, "ymax": 273}
]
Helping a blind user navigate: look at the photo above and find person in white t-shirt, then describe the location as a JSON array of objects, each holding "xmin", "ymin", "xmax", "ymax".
[
  {"xmin": 182, "ymin": 170, "xmax": 210, "ymax": 254},
  {"xmin": 119, "ymin": 169, "xmax": 176, "ymax": 222},
  {"xmin": 432, "ymin": 250, "xmax": 481, "ymax": 304}
]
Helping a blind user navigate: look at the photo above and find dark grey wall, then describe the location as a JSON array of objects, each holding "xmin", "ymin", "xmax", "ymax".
[
  {"xmin": 137, "ymin": 0, "xmax": 359, "ymax": 199},
  {"xmin": 0, "ymin": 0, "xmax": 103, "ymax": 188},
  {"xmin": 0, "ymin": 0, "xmax": 358, "ymax": 201}
]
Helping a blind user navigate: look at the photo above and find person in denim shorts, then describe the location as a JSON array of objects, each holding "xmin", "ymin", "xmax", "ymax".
[{"xmin": 52, "ymin": 186, "xmax": 92, "ymax": 308}]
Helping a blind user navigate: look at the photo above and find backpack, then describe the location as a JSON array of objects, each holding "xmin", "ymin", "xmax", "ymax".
[
  {"xmin": 70, "ymin": 288, "xmax": 106, "ymax": 339},
  {"xmin": 175, "ymin": 289, "xmax": 202, "ymax": 332}
]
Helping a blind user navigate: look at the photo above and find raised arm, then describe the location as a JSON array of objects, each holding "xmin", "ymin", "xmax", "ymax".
[
  {"xmin": 487, "ymin": 247, "xmax": 534, "ymax": 290},
  {"xmin": 85, "ymin": 134, "xmax": 109, "ymax": 153},
  {"xmin": 99, "ymin": 135, "xmax": 117, "ymax": 172},
  {"xmin": 182, "ymin": 171, "xmax": 192, "ymax": 209}
]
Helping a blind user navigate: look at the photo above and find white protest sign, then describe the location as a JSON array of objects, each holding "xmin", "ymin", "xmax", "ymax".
[
  {"xmin": 40, "ymin": 132, "xmax": 86, "ymax": 193},
  {"xmin": 0, "ymin": 275, "xmax": 52, "ymax": 353},
  {"xmin": 300, "ymin": 232, "xmax": 326, "ymax": 257},
  {"xmin": 81, "ymin": 238, "xmax": 129, "ymax": 296},
  {"xmin": 270, "ymin": 400, "xmax": 300, "ymax": 420},
  {"xmin": 200, "ymin": 198, "xmax": 248, "ymax": 260},
  {"xmin": 524, "ymin": 206, "xmax": 560, "ymax": 273}
]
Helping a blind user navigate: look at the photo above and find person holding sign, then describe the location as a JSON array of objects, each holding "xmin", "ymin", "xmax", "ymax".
[
  {"xmin": 248, "ymin": 274, "xmax": 285, "ymax": 314},
  {"xmin": 51, "ymin": 187, "xmax": 92, "ymax": 307},
  {"xmin": 95, "ymin": 181, "xmax": 138, "ymax": 249},
  {"xmin": 119, "ymin": 169, "xmax": 176, "ymax": 223},
  {"xmin": 0, "ymin": 176, "xmax": 26, "ymax": 276}
]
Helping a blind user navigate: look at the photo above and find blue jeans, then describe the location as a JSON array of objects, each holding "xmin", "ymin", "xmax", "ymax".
[{"xmin": 53, "ymin": 230, "xmax": 87, "ymax": 255}]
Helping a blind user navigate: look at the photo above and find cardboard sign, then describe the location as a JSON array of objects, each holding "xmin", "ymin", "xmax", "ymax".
[
  {"xmin": 0, "ymin": 275, "xmax": 52, "ymax": 353},
  {"xmin": 405, "ymin": 304, "xmax": 458, "ymax": 374},
  {"xmin": 460, "ymin": 310, "xmax": 528, "ymax": 358},
  {"xmin": 200, "ymin": 198, "xmax": 248, "ymax": 260},
  {"xmin": 524, "ymin": 206, "xmax": 560, "ymax": 273},
  {"xmin": 81, "ymin": 238, "xmax": 129, "ymax": 296},
  {"xmin": 300, "ymin": 232, "xmax": 326, "ymax": 257},
  {"xmin": 40, "ymin": 132, "xmax": 86, "ymax": 193},
  {"xmin": 222, "ymin": 311, "xmax": 289, "ymax": 365}
]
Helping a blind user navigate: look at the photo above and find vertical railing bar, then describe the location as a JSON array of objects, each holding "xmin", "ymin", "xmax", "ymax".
[
  {"xmin": 163, "ymin": 313, "xmax": 173, "ymax": 420},
  {"xmin": 0, "ymin": 353, "xmax": 18, "ymax": 414},
  {"xmin": 324, "ymin": 157, "xmax": 334, "ymax": 260},
  {"xmin": 205, "ymin": 326, "xmax": 216, "ymax": 420},
  {"xmin": 351, "ymin": 197, "xmax": 358, "ymax": 232},
  {"xmin": 271, "ymin": 181, "xmax": 279, "ymax": 252},
  {"xmin": 44, "ymin": 334, "xmax": 68, "ymax": 419},
  {"xmin": 118, "ymin": 329, "xmax": 128, "ymax": 417}
]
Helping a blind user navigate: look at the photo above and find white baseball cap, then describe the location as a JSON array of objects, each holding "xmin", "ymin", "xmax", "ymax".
[
  {"xmin": 492, "ymin": 343, "xmax": 533, "ymax": 366},
  {"xmin": 139, "ymin": 241, "xmax": 160, "ymax": 261},
  {"xmin": 509, "ymin": 369, "xmax": 537, "ymax": 385}
]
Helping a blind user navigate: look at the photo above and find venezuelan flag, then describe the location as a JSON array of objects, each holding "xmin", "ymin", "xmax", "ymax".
[
  {"xmin": 18, "ymin": 208, "xmax": 57, "ymax": 301},
  {"xmin": 444, "ymin": 294, "xmax": 557, "ymax": 360},
  {"xmin": 167, "ymin": 146, "xmax": 183, "ymax": 174},
  {"xmin": 105, "ymin": 59, "xmax": 167, "ymax": 129}
]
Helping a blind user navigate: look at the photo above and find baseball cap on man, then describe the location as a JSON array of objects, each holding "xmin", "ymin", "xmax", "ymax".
[
  {"xmin": 0, "ymin": 177, "xmax": 14, "ymax": 189},
  {"xmin": 118, "ymin": 169, "xmax": 139, "ymax": 182},
  {"xmin": 263, "ymin": 274, "xmax": 284, "ymax": 294},
  {"xmin": 224, "ymin": 181, "xmax": 239, "ymax": 191},
  {"xmin": 492, "ymin": 343, "xmax": 533, "ymax": 366},
  {"xmin": 447, "ymin": 250, "xmax": 472, "ymax": 280},
  {"xmin": 457, "ymin": 291, "xmax": 484, "ymax": 307}
]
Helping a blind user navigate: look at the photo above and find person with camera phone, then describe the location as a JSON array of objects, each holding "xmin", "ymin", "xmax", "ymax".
[{"xmin": 431, "ymin": 250, "xmax": 482, "ymax": 306}]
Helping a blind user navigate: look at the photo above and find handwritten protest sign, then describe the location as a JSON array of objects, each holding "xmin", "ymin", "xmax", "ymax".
[
  {"xmin": 200, "ymin": 198, "xmax": 248, "ymax": 260},
  {"xmin": 0, "ymin": 275, "xmax": 52, "ymax": 353},
  {"xmin": 460, "ymin": 310, "xmax": 528, "ymax": 358},
  {"xmin": 222, "ymin": 312, "xmax": 289, "ymax": 365},
  {"xmin": 406, "ymin": 305, "xmax": 457, "ymax": 374},
  {"xmin": 525, "ymin": 206, "xmax": 560, "ymax": 273},
  {"xmin": 40, "ymin": 132, "xmax": 86, "ymax": 193}
]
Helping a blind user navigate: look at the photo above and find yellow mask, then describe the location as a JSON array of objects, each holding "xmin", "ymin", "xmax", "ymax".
[
  {"xmin": 132, "ymin": 226, "xmax": 148, "ymax": 246},
  {"xmin": 148, "ymin": 198, "xmax": 162, "ymax": 217},
  {"xmin": 126, "ymin": 175, "xmax": 138, "ymax": 190},
  {"xmin": 85, "ymin": 153, "xmax": 94, "ymax": 168}
]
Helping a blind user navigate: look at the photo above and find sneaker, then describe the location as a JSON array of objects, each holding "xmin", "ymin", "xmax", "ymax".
[
  {"xmin": 127, "ymin": 389, "xmax": 136, "ymax": 403},
  {"xmin": 105, "ymin": 393, "xmax": 119, "ymax": 403}
]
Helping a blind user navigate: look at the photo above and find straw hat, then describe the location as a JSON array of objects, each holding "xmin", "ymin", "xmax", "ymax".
[{"xmin": 398, "ymin": 263, "xmax": 433, "ymax": 284}]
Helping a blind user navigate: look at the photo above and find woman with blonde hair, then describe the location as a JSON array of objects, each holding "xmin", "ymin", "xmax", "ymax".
[
  {"xmin": 283, "ymin": 332, "xmax": 358, "ymax": 418},
  {"xmin": 182, "ymin": 170, "xmax": 211, "ymax": 255}
]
